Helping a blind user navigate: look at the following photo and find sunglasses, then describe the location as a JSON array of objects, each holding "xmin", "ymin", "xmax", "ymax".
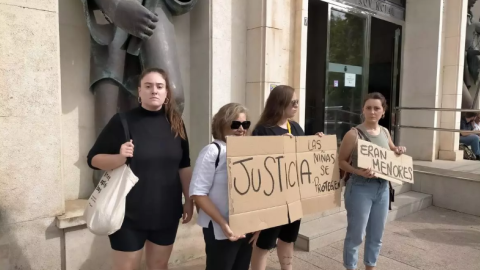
[
  {"xmin": 231, "ymin": 121, "xmax": 251, "ymax": 130},
  {"xmin": 291, "ymin": 99, "xmax": 299, "ymax": 106}
]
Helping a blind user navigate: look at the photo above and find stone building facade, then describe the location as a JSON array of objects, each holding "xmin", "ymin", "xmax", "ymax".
[{"xmin": 0, "ymin": 0, "xmax": 476, "ymax": 269}]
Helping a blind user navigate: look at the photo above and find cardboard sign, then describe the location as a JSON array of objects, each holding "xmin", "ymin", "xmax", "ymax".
[
  {"xmin": 296, "ymin": 135, "xmax": 342, "ymax": 216},
  {"xmin": 357, "ymin": 139, "xmax": 414, "ymax": 184},
  {"xmin": 226, "ymin": 135, "xmax": 341, "ymax": 235}
]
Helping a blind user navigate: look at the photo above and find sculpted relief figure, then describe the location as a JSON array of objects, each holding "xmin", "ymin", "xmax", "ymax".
[
  {"xmin": 82, "ymin": 0, "xmax": 197, "ymax": 184},
  {"xmin": 464, "ymin": 0, "xmax": 480, "ymax": 109}
]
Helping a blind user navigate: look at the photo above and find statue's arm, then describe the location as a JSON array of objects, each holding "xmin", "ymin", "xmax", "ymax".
[
  {"xmin": 81, "ymin": 0, "xmax": 115, "ymax": 45},
  {"xmin": 88, "ymin": 0, "xmax": 158, "ymax": 41},
  {"xmin": 90, "ymin": 0, "xmax": 121, "ymax": 22},
  {"xmin": 164, "ymin": 0, "xmax": 198, "ymax": 16}
]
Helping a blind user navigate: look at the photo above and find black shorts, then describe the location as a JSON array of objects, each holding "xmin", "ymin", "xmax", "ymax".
[
  {"xmin": 255, "ymin": 220, "xmax": 301, "ymax": 250},
  {"xmin": 108, "ymin": 222, "xmax": 179, "ymax": 252}
]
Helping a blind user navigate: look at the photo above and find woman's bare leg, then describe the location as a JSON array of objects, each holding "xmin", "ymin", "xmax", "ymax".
[
  {"xmin": 112, "ymin": 249, "xmax": 143, "ymax": 270},
  {"xmin": 145, "ymin": 240, "xmax": 174, "ymax": 270},
  {"xmin": 277, "ymin": 240, "xmax": 294, "ymax": 270},
  {"xmin": 250, "ymin": 245, "xmax": 269, "ymax": 270}
]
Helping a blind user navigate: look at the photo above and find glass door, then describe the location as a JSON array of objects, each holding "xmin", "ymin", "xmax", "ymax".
[{"xmin": 324, "ymin": 6, "xmax": 369, "ymax": 142}]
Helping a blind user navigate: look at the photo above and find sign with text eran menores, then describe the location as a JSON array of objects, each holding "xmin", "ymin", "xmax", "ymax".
[
  {"xmin": 226, "ymin": 135, "xmax": 342, "ymax": 235},
  {"xmin": 357, "ymin": 139, "xmax": 414, "ymax": 185}
]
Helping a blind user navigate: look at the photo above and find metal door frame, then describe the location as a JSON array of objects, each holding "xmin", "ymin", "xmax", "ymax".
[
  {"xmin": 324, "ymin": 2, "xmax": 371, "ymax": 134},
  {"xmin": 322, "ymin": 0, "xmax": 405, "ymax": 136}
]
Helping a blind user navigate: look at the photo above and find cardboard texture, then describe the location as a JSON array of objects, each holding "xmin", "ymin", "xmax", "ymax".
[
  {"xmin": 296, "ymin": 135, "xmax": 342, "ymax": 216},
  {"xmin": 357, "ymin": 139, "xmax": 414, "ymax": 184},
  {"xmin": 226, "ymin": 135, "xmax": 341, "ymax": 235}
]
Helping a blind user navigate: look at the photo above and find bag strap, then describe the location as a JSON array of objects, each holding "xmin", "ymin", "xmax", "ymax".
[
  {"xmin": 119, "ymin": 112, "xmax": 131, "ymax": 165},
  {"xmin": 211, "ymin": 142, "xmax": 221, "ymax": 169},
  {"xmin": 355, "ymin": 127, "xmax": 370, "ymax": 142}
]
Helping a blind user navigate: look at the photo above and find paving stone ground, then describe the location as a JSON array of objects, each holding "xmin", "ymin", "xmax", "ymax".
[{"xmin": 172, "ymin": 207, "xmax": 480, "ymax": 270}]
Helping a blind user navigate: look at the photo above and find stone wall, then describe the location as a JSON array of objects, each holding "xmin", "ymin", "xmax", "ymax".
[{"xmin": 0, "ymin": 0, "xmax": 64, "ymax": 269}]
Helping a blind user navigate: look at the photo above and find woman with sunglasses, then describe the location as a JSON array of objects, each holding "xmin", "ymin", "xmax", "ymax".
[
  {"xmin": 190, "ymin": 103, "xmax": 254, "ymax": 270},
  {"xmin": 250, "ymin": 85, "xmax": 323, "ymax": 270}
]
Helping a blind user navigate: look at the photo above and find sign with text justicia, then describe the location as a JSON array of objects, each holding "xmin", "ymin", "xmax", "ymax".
[{"xmin": 226, "ymin": 135, "xmax": 342, "ymax": 235}]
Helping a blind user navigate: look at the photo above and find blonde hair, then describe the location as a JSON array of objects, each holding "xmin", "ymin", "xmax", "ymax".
[{"xmin": 212, "ymin": 103, "xmax": 248, "ymax": 142}]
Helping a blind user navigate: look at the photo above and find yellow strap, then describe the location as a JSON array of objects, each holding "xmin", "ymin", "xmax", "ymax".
[{"xmin": 287, "ymin": 121, "xmax": 291, "ymax": 134}]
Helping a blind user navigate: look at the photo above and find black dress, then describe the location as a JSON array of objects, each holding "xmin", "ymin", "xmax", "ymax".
[
  {"xmin": 251, "ymin": 120, "xmax": 304, "ymax": 250},
  {"xmin": 87, "ymin": 106, "xmax": 190, "ymax": 251}
]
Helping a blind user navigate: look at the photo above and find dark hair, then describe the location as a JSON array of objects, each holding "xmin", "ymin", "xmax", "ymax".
[
  {"xmin": 465, "ymin": 112, "xmax": 477, "ymax": 118},
  {"xmin": 363, "ymin": 92, "xmax": 388, "ymax": 111},
  {"xmin": 255, "ymin": 85, "xmax": 295, "ymax": 129},
  {"xmin": 138, "ymin": 68, "xmax": 186, "ymax": 140}
]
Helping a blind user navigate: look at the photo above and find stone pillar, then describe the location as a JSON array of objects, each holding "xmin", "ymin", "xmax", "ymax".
[
  {"xmin": 399, "ymin": 0, "xmax": 444, "ymax": 161},
  {"xmin": 189, "ymin": 0, "xmax": 212, "ymax": 160},
  {"xmin": 438, "ymin": 0, "xmax": 468, "ymax": 161},
  {"xmin": 0, "ymin": 1, "xmax": 64, "ymax": 269},
  {"xmin": 293, "ymin": 0, "xmax": 308, "ymax": 127},
  {"xmin": 245, "ymin": 0, "xmax": 300, "ymax": 125},
  {"xmin": 210, "ymin": 0, "xmax": 247, "ymax": 115},
  {"xmin": 246, "ymin": 0, "xmax": 283, "ymax": 125}
]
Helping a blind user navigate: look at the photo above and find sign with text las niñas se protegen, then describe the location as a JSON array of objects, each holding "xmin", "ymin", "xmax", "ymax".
[
  {"xmin": 226, "ymin": 135, "xmax": 341, "ymax": 236},
  {"xmin": 357, "ymin": 139, "xmax": 414, "ymax": 185}
]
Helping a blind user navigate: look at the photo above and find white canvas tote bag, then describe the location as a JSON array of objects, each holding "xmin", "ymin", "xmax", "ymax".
[{"xmin": 84, "ymin": 113, "xmax": 139, "ymax": 235}]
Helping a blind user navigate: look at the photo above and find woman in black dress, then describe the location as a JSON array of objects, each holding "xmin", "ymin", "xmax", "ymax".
[
  {"xmin": 87, "ymin": 68, "xmax": 193, "ymax": 270},
  {"xmin": 250, "ymin": 85, "xmax": 323, "ymax": 270}
]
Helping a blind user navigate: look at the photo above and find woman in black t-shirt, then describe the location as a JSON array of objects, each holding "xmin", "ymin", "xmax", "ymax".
[
  {"xmin": 87, "ymin": 68, "xmax": 193, "ymax": 270},
  {"xmin": 250, "ymin": 85, "xmax": 323, "ymax": 270}
]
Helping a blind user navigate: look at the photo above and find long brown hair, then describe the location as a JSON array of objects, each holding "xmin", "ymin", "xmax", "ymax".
[
  {"xmin": 255, "ymin": 85, "xmax": 295, "ymax": 129},
  {"xmin": 138, "ymin": 68, "xmax": 186, "ymax": 139}
]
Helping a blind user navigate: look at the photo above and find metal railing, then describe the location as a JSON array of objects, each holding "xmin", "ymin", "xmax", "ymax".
[
  {"xmin": 324, "ymin": 106, "xmax": 362, "ymax": 129},
  {"xmin": 393, "ymin": 107, "xmax": 480, "ymax": 145}
]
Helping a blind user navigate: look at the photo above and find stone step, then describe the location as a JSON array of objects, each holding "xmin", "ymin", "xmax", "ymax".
[
  {"xmin": 295, "ymin": 191, "xmax": 432, "ymax": 251},
  {"xmin": 301, "ymin": 182, "xmax": 412, "ymax": 223}
]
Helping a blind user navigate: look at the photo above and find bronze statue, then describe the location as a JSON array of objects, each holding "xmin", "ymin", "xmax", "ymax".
[
  {"xmin": 82, "ymin": 0, "xmax": 197, "ymax": 184},
  {"xmin": 463, "ymin": 0, "xmax": 480, "ymax": 109}
]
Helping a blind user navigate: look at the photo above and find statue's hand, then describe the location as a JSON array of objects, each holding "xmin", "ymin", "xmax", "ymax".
[{"xmin": 113, "ymin": 0, "xmax": 158, "ymax": 40}]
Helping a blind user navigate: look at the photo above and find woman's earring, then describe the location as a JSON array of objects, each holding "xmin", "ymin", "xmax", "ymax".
[
  {"xmin": 137, "ymin": 96, "xmax": 141, "ymax": 104},
  {"xmin": 382, "ymin": 114, "xmax": 385, "ymax": 119},
  {"xmin": 164, "ymin": 97, "xmax": 169, "ymax": 105}
]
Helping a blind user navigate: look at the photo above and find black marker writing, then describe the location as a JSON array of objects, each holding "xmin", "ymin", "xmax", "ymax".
[
  {"xmin": 372, "ymin": 159, "xmax": 413, "ymax": 180},
  {"xmin": 232, "ymin": 157, "xmax": 253, "ymax": 195},
  {"xmin": 264, "ymin": 157, "xmax": 275, "ymax": 196},
  {"xmin": 299, "ymin": 159, "xmax": 311, "ymax": 184},
  {"xmin": 360, "ymin": 144, "xmax": 387, "ymax": 160},
  {"xmin": 307, "ymin": 139, "xmax": 322, "ymax": 151}
]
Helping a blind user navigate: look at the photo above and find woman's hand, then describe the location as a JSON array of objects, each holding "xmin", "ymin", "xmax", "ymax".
[
  {"xmin": 394, "ymin": 146, "xmax": 407, "ymax": 155},
  {"xmin": 249, "ymin": 231, "xmax": 260, "ymax": 246},
  {"xmin": 182, "ymin": 199, "xmax": 194, "ymax": 224},
  {"xmin": 221, "ymin": 223, "xmax": 245, "ymax": 242},
  {"xmin": 355, "ymin": 168, "xmax": 375, "ymax": 178},
  {"xmin": 315, "ymin": 132, "xmax": 325, "ymax": 137},
  {"xmin": 120, "ymin": 140, "xmax": 134, "ymax": 158}
]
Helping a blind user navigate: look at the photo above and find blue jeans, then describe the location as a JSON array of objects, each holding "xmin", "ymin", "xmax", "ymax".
[
  {"xmin": 343, "ymin": 175, "xmax": 389, "ymax": 269},
  {"xmin": 460, "ymin": 134, "xmax": 480, "ymax": 156}
]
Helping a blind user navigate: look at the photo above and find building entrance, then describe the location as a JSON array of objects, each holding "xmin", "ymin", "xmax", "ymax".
[{"xmin": 304, "ymin": 0, "xmax": 403, "ymax": 144}]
